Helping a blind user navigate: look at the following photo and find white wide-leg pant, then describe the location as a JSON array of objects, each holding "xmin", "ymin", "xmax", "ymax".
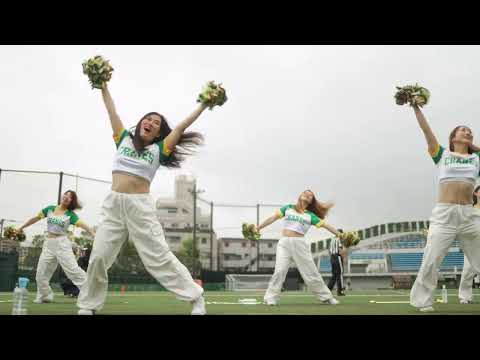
[
  {"xmin": 35, "ymin": 236, "xmax": 86, "ymax": 301},
  {"xmin": 77, "ymin": 191, "xmax": 203, "ymax": 312},
  {"xmin": 264, "ymin": 237, "xmax": 333, "ymax": 303},
  {"xmin": 410, "ymin": 204, "xmax": 480, "ymax": 308},
  {"xmin": 459, "ymin": 254, "xmax": 477, "ymax": 302}
]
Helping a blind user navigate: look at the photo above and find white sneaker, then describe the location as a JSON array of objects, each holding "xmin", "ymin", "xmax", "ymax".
[
  {"xmin": 460, "ymin": 299, "xmax": 473, "ymax": 304},
  {"xmin": 419, "ymin": 306, "xmax": 435, "ymax": 312},
  {"xmin": 78, "ymin": 309, "xmax": 95, "ymax": 315},
  {"xmin": 264, "ymin": 299, "xmax": 277, "ymax": 306},
  {"xmin": 191, "ymin": 296, "xmax": 207, "ymax": 315},
  {"xmin": 325, "ymin": 298, "xmax": 339, "ymax": 305},
  {"xmin": 33, "ymin": 295, "xmax": 54, "ymax": 304}
]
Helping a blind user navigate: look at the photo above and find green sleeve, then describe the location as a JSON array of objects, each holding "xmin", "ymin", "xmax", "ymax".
[
  {"xmin": 39, "ymin": 205, "xmax": 55, "ymax": 219},
  {"xmin": 67, "ymin": 211, "xmax": 79, "ymax": 226},
  {"xmin": 113, "ymin": 129, "xmax": 129, "ymax": 149},
  {"xmin": 157, "ymin": 140, "xmax": 173, "ymax": 162},
  {"xmin": 277, "ymin": 204, "xmax": 291, "ymax": 218},
  {"xmin": 309, "ymin": 212, "xmax": 324, "ymax": 228},
  {"xmin": 430, "ymin": 144, "xmax": 444, "ymax": 165}
]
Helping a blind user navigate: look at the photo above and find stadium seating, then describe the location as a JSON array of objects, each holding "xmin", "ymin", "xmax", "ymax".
[{"xmin": 390, "ymin": 252, "xmax": 464, "ymax": 272}]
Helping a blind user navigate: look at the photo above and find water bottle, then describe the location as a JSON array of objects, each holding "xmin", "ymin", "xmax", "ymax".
[
  {"xmin": 441, "ymin": 284, "xmax": 448, "ymax": 303},
  {"xmin": 12, "ymin": 277, "xmax": 29, "ymax": 315}
]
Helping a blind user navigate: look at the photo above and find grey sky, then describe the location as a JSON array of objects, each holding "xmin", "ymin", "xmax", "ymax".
[{"xmin": 1, "ymin": 45, "xmax": 480, "ymax": 242}]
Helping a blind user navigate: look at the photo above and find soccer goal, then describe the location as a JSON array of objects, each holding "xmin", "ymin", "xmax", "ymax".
[{"xmin": 225, "ymin": 274, "xmax": 272, "ymax": 291}]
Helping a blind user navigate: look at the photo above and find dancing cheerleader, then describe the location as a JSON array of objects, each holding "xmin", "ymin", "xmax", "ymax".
[
  {"xmin": 77, "ymin": 79, "xmax": 224, "ymax": 315},
  {"xmin": 408, "ymin": 104, "xmax": 480, "ymax": 311},
  {"xmin": 256, "ymin": 190, "xmax": 348, "ymax": 306},
  {"xmin": 458, "ymin": 185, "xmax": 480, "ymax": 304},
  {"xmin": 17, "ymin": 190, "xmax": 95, "ymax": 303}
]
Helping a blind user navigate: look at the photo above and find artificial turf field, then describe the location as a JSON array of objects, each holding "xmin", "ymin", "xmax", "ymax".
[{"xmin": 1, "ymin": 289, "xmax": 480, "ymax": 315}]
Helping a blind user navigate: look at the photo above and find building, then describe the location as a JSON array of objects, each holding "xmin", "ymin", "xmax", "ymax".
[
  {"xmin": 312, "ymin": 219, "xmax": 466, "ymax": 289},
  {"xmin": 218, "ymin": 237, "xmax": 278, "ymax": 272},
  {"xmin": 155, "ymin": 175, "xmax": 218, "ymax": 270}
]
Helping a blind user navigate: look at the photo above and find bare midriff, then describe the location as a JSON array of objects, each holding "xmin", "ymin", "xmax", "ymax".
[
  {"xmin": 112, "ymin": 172, "xmax": 150, "ymax": 194},
  {"xmin": 282, "ymin": 229, "xmax": 304, "ymax": 238},
  {"xmin": 438, "ymin": 181, "xmax": 475, "ymax": 205}
]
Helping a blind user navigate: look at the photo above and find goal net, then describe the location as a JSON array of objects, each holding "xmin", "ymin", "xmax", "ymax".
[{"xmin": 225, "ymin": 274, "xmax": 272, "ymax": 291}]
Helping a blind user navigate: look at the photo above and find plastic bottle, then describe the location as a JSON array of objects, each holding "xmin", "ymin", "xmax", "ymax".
[
  {"xmin": 12, "ymin": 277, "xmax": 29, "ymax": 315},
  {"xmin": 441, "ymin": 284, "xmax": 448, "ymax": 303}
]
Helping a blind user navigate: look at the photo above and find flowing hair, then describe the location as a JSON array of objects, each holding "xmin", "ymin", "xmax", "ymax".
[
  {"xmin": 130, "ymin": 112, "xmax": 204, "ymax": 168},
  {"xmin": 449, "ymin": 126, "xmax": 473, "ymax": 154},
  {"xmin": 64, "ymin": 190, "xmax": 82, "ymax": 211},
  {"xmin": 474, "ymin": 185, "xmax": 480, "ymax": 206},
  {"xmin": 296, "ymin": 190, "xmax": 334, "ymax": 219}
]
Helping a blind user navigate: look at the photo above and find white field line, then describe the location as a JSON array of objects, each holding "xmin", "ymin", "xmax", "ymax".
[{"xmin": 0, "ymin": 291, "xmax": 476, "ymax": 299}]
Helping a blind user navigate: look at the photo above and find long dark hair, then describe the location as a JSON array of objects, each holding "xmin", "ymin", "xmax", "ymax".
[
  {"xmin": 474, "ymin": 185, "xmax": 480, "ymax": 206},
  {"xmin": 64, "ymin": 190, "xmax": 82, "ymax": 211},
  {"xmin": 449, "ymin": 126, "xmax": 473, "ymax": 154},
  {"xmin": 296, "ymin": 190, "xmax": 334, "ymax": 220},
  {"xmin": 130, "ymin": 112, "xmax": 204, "ymax": 168}
]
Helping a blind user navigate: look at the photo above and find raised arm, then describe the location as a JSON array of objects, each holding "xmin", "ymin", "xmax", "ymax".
[
  {"xmin": 164, "ymin": 103, "xmax": 208, "ymax": 149},
  {"xmin": 412, "ymin": 104, "xmax": 440, "ymax": 155},
  {"xmin": 319, "ymin": 221, "xmax": 342, "ymax": 238},
  {"xmin": 76, "ymin": 221, "xmax": 95, "ymax": 238},
  {"xmin": 256, "ymin": 212, "xmax": 282, "ymax": 232},
  {"xmin": 101, "ymin": 84, "xmax": 124, "ymax": 136},
  {"xmin": 18, "ymin": 216, "xmax": 42, "ymax": 232}
]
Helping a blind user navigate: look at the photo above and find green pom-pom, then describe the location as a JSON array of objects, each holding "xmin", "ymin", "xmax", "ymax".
[
  {"xmin": 394, "ymin": 83, "xmax": 430, "ymax": 107},
  {"xmin": 82, "ymin": 55, "xmax": 114, "ymax": 90},
  {"xmin": 197, "ymin": 81, "xmax": 228, "ymax": 110}
]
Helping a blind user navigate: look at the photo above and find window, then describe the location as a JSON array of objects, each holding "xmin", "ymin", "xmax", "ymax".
[
  {"xmin": 388, "ymin": 223, "xmax": 394, "ymax": 233},
  {"xmin": 268, "ymin": 243, "xmax": 273, "ymax": 248},
  {"xmin": 318, "ymin": 241, "xmax": 324, "ymax": 250},
  {"xmin": 167, "ymin": 236, "xmax": 181, "ymax": 243},
  {"xmin": 411, "ymin": 222, "xmax": 417, "ymax": 231},
  {"xmin": 171, "ymin": 223, "xmax": 178, "ymax": 228},
  {"xmin": 244, "ymin": 254, "xmax": 249, "ymax": 258},
  {"xmin": 419, "ymin": 222, "xmax": 425, "ymax": 230},
  {"xmin": 224, "ymin": 242, "xmax": 229, "ymax": 247},
  {"xmin": 358, "ymin": 231, "xmax": 364, "ymax": 240},
  {"xmin": 380, "ymin": 224, "xmax": 386, "ymax": 235},
  {"xmin": 326, "ymin": 239, "xmax": 331, "ymax": 249},
  {"xmin": 372, "ymin": 225, "xmax": 379, "ymax": 237},
  {"xmin": 167, "ymin": 208, "xmax": 177, "ymax": 214},
  {"xmin": 426, "ymin": 221, "xmax": 430, "ymax": 228},
  {"xmin": 311, "ymin": 243, "xmax": 316, "ymax": 253},
  {"xmin": 242, "ymin": 242, "xmax": 246, "ymax": 248},
  {"xmin": 182, "ymin": 209, "xmax": 188, "ymax": 214},
  {"xmin": 251, "ymin": 242, "xmax": 256, "ymax": 248},
  {"xmin": 365, "ymin": 228, "xmax": 371, "ymax": 239},
  {"xmin": 395, "ymin": 223, "xmax": 402, "ymax": 232},
  {"xmin": 201, "ymin": 238, "xmax": 207, "ymax": 245}
]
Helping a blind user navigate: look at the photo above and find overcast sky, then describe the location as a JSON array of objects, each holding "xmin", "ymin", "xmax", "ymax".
[{"xmin": 1, "ymin": 45, "xmax": 480, "ymax": 242}]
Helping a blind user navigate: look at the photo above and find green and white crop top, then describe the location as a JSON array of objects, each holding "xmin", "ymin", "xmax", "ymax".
[
  {"xmin": 37, "ymin": 205, "xmax": 81, "ymax": 235},
  {"xmin": 112, "ymin": 129, "xmax": 172, "ymax": 184},
  {"xmin": 430, "ymin": 144, "xmax": 480, "ymax": 185},
  {"xmin": 276, "ymin": 204, "xmax": 324, "ymax": 235}
]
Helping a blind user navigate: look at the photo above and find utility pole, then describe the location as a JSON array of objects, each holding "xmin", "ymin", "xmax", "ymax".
[{"xmin": 188, "ymin": 181, "xmax": 204, "ymax": 279}]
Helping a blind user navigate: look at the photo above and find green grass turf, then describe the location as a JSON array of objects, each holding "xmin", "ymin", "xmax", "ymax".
[{"xmin": 1, "ymin": 289, "xmax": 480, "ymax": 315}]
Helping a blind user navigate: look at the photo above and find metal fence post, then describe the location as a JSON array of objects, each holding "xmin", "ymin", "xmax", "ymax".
[
  {"xmin": 256, "ymin": 203, "xmax": 260, "ymax": 272},
  {"xmin": 57, "ymin": 171, "xmax": 64, "ymax": 205},
  {"xmin": 210, "ymin": 201, "xmax": 213, "ymax": 270}
]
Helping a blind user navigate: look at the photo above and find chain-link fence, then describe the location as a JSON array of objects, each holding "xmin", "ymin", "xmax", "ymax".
[{"xmin": 0, "ymin": 168, "xmax": 293, "ymax": 286}]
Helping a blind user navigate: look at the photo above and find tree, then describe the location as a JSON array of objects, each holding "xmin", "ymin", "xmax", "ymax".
[
  {"xmin": 31, "ymin": 234, "xmax": 46, "ymax": 248},
  {"xmin": 174, "ymin": 237, "xmax": 202, "ymax": 277}
]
